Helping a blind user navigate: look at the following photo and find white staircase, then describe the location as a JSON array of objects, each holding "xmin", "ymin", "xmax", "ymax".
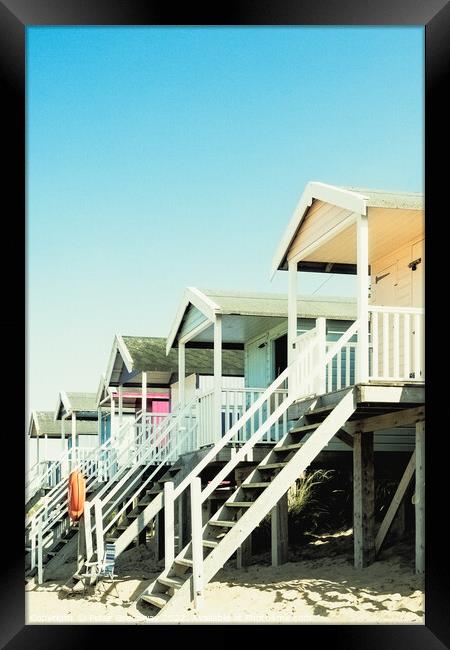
[
  {"xmin": 136, "ymin": 324, "xmax": 361, "ymax": 616},
  {"xmin": 26, "ymin": 413, "xmax": 145, "ymax": 583}
]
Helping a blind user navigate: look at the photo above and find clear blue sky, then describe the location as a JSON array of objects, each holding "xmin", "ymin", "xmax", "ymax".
[{"xmin": 27, "ymin": 26, "xmax": 423, "ymax": 417}]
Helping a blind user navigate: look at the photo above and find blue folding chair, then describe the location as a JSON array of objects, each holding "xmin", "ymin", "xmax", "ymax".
[{"xmin": 96, "ymin": 542, "xmax": 119, "ymax": 598}]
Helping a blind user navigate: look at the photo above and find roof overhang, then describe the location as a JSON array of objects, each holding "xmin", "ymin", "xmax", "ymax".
[
  {"xmin": 54, "ymin": 390, "xmax": 72, "ymax": 421},
  {"xmin": 270, "ymin": 182, "xmax": 368, "ymax": 279},
  {"xmin": 166, "ymin": 287, "xmax": 220, "ymax": 353}
]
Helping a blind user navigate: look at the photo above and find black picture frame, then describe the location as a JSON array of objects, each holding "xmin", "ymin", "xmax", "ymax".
[{"xmin": 2, "ymin": 1, "xmax": 449, "ymax": 647}]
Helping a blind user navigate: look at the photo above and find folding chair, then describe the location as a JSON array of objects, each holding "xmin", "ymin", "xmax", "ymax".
[{"xmin": 95, "ymin": 542, "xmax": 120, "ymax": 598}]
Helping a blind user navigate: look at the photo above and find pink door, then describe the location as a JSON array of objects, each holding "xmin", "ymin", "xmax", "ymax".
[{"xmin": 149, "ymin": 398, "xmax": 170, "ymax": 449}]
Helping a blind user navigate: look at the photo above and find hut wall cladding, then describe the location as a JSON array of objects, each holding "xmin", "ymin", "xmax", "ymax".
[
  {"xmin": 178, "ymin": 305, "xmax": 209, "ymax": 340},
  {"xmin": 244, "ymin": 318, "xmax": 355, "ymax": 390},
  {"xmin": 287, "ymin": 201, "xmax": 353, "ymax": 262},
  {"xmin": 370, "ymin": 236, "xmax": 424, "ymax": 377}
]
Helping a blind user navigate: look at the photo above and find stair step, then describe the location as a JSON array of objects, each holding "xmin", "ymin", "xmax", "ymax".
[
  {"xmin": 290, "ymin": 423, "xmax": 319, "ymax": 434},
  {"xmin": 208, "ymin": 520, "xmax": 235, "ymax": 528},
  {"xmin": 141, "ymin": 593, "xmax": 171, "ymax": 608},
  {"xmin": 202, "ymin": 539, "xmax": 219, "ymax": 548},
  {"xmin": 174, "ymin": 557, "xmax": 193, "ymax": 568},
  {"xmin": 157, "ymin": 575, "xmax": 185, "ymax": 589},
  {"xmin": 258, "ymin": 462, "xmax": 287, "ymax": 470},
  {"xmin": 225, "ymin": 501, "xmax": 253, "ymax": 508},
  {"xmin": 241, "ymin": 482, "xmax": 271, "ymax": 489},
  {"xmin": 274, "ymin": 443, "xmax": 303, "ymax": 453},
  {"xmin": 306, "ymin": 404, "xmax": 333, "ymax": 416}
]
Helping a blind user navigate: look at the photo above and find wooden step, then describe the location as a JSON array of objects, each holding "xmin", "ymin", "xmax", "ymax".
[
  {"xmin": 141, "ymin": 592, "xmax": 171, "ymax": 608},
  {"xmin": 258, "ymin": 462, "xmax": 287, "ymax": 470},
  {"xmin": 174, "ymin": 557, "xmax": 193, "ymax": 568},
  {"xmin": 202, "ymin": 539, "xmax": 219, "ymax": 548},
  {"xmin": 241, "ymin": 482, "xmax": 271, "ymax": 489},
  {"xmin": 225, "ymin": 501, "xmax": 253, "ymax": 508},
  {"xmin": 208, "ymin": 520, "xmax": 235, "ymax": 528},
  {"xmin": 157, "ymin": 575, "xmax": 185, "ymax": 589},
  {"xmin": 290, "ymin": 423, "xmax": 319, "ymax": 434},
  {"xmin": 306, "ymin": 404, "xmax": 334, "ymax": 416},
  {"xmin": 274, "ymin": 443, "xmax": 303, "ymax": 453}
]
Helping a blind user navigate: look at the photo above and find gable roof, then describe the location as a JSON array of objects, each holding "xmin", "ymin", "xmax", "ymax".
[
  {"xmin": 271, "ymin": 181, "xmax": 424, "ymax": 277},
  {"xmin": 166, "ymin": 287, "xmax": 356, "ymax": 350},
  {"xmin": 29, "ymin": 411, "xmax": 98, "ymax": 438},
  {"xmin": 105, "ymin": 335, "xmax": 244, "ymax": 387},
  {"xmin": 54, "ymin": 391, "xmax": 98, "ymax": 421}
]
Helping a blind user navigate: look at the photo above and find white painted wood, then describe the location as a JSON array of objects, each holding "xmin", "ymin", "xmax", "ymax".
[
  {"xmin": 415, "ymin": 420, "xmax": 425, "ymax": 574},
  {"xmin": 213, "ymin": 314, "xmax": 222, "ymax": 441},
  {"xmin": 110, "ymin": 396, "xmax": 116, "ymax": 445},
  {"xmin": 315, "ymin": 317, "xmax": 326, "ymax": 395},
  {"xmin": 179, "ymin": 317, "xmax": 213, "ymax": 345},
  {"xmin": 84, "ymin": 500, "xmax": 94, "ymax": 562},
  {"xmin": 382, "ymin": 311, "xmax": 389, "ymax": 378},
  {"xmin": 94, "ymin": 500, "xmax": 104, "ymax": 571},
  {"xmin": 271, "ymin": 181, "xmax": 367, "ymax": 277},
  {"xmin": 375, "ymin": 452, "xmax": 415, "ymax": 554},
  {"xmin": 141, "ymin": 372, "xmax": 147, "ymax": 422},
  {"xmin": 403, "ymin": 313, "xmax": 410, "ymax": 378},
  {"xmin": 178, "ymin": 342, "xmax": 185, "ymax": 408},
  {"xmin": 288, "ymin": 210, "xmax": 358, "ymax": 265},
  {"xmin": 118, "ymin": 385, "xmax": 123, "ymax": 428},
  {"xmin": 37, "ymin": 518, "xmax": 43, "ymax": 584},
  {"xmin": 287, "ymin": 260, "xmax": 297, "ymax": 375},
  {"xmin": 190, "ymin": 477, "xmax": 203, "ymax": 608},
  {"xmin": 414, "ymin": 313, "xmax": 421, "ymax": 379},
  {"xmin": 164, "ymin": 482, "xmax": 175, "ymax": 570},
  {"xmin": 371, "ymin": 311, "xmax": 378, "ymax": 377},
  {"xmin": 356, "ymin": 213, "xmax": 369, "ymax": 383},
  {"xmin": 71, "ymin": 413, "xmax": 76, "ymax": 469},
  {"xmin": 393, "ymin": 312, "xmax": 400, "ymax": 377}
]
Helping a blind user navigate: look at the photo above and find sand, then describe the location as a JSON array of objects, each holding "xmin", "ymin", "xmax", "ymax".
[{"xmin": 26, "ymin": 530, "xmax": 424, "ymax": 625}]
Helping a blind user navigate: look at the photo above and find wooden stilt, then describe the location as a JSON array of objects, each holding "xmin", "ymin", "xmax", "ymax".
[
  {"xmin": 415, "ymin": 420, "xmax": 425, "ymax": 575},
  {"xmin": 353, "ymin": 431, "xmax": 375, "ymax": 568},
  {"xmin": 271, "ymin": 491, "xmax": 288, "ymax": 566}
]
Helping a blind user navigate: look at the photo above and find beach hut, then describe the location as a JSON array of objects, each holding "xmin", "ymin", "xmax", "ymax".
[{"xmin": 136, "ymin": 183, "xmax": 424, "ymax": 615}]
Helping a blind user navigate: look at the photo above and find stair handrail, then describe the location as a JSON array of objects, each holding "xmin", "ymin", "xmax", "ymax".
[
  {"xmin": 27, "ymin": 411, "xmax": 145, "ymax": 524},
  {"xmin": 89, "ymin": 394, "xmax": 199, "ymax": 536},
  {"xmin": 28, "ymin": 411, "xmax": 147, "ymax": 581}
]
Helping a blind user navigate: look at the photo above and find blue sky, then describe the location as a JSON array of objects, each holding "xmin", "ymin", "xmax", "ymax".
[{"xmin": 27, "ymin": 26, "xmax": 423, "ymax": 419}]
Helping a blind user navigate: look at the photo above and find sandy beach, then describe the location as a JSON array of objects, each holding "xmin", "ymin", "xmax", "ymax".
[{"xmin": 26, "ymin": 530, "xmax": 424, "ymax": 625}]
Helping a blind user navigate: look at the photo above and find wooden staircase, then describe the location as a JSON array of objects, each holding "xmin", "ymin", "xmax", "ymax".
[{"xmin": 138, "ymin": 388, "xmax": 356, "ymax": 616}]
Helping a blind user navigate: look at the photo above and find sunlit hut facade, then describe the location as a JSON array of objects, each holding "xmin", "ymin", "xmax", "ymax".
[{"xmin": 272, "ymin": 181, "xmax": 424, "ymax": 571}]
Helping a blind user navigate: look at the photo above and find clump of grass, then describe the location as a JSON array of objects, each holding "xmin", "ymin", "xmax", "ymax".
[{"xmin": 288, "ymin": 469, "xmax": 334, "ymax": 539}]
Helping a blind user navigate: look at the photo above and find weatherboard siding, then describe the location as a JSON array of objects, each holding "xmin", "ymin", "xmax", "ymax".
[
  {"xmin": 245, "ymin": 318, "xmax": 355, "ymax": 389},
  {"xmin": 178, "ymin": 305, "xmax": 209, "ymax": 341},
  {"xmin": 287, "ymin": 201, "xmax": 353, "ymax": 262}
]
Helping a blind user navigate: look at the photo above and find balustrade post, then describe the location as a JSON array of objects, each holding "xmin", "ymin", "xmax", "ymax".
[
  {"xmin": 356, "ymin": 212, "xmax": 369, "ymax": 383},
  {"xmin": 164, "ymin": 481, "xmax": 175, "ymax": 569},
  {"xmin": 315, "ymin": 317, "xmax": 327, "ymax": 395},
  {"xmin": 288, "ymin": 259, "xmax": 298, "ymax": 398},
  {"xmin": 190, "ymin": 477, "xmax": 203, "ymax": 609}
]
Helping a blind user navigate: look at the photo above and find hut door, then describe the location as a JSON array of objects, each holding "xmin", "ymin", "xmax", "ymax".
[
  {"xmin": 247, "ymin": 336, "xmax": 268, "ymax": 388},
  {"xmin": 411, "ymin": 239, "xmax": 424, "ymax": 308},
  {"xmin": 373, "ymin": 263, "xmax": 397, "ymax": 306}
]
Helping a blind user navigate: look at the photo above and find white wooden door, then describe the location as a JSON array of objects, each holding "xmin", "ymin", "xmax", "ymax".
[
  {"xmin": 373, "ymin": 263, "xmax": 397, "ymax": 306},
  {"xmin": 411, "ymin": 239, "xmax": 424, "ymax": 308}
]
